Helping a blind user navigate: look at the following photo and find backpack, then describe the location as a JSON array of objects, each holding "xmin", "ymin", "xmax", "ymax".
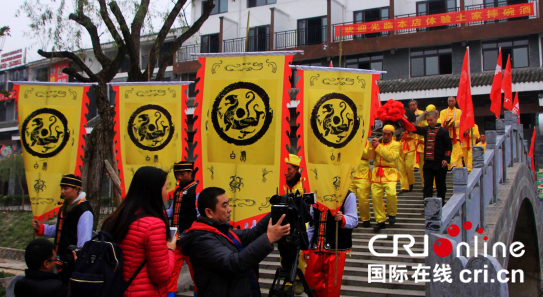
[{"xmin": 69, "ymin": 213, "xmax": 151, "ymax": 297}]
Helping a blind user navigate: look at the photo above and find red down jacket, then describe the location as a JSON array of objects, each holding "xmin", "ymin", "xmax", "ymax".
[{"xmin": 119, "ymin": 215, "xmax": 175, "ymax": 297}]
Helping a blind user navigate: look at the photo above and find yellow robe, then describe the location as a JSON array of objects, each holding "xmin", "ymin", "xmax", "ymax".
[
  {"xmin": 399, "ymin": 131, "xmax": 417, "ymax": 190},
  {"xmin": 350, "ymin": 140, "xmax": 372, "ymax": 221},
  {"xmin": 461, "ymin": 124, "xmax": 480, "ymax": 171},
  {"xmin": 439, "ymin": 107, "xmax": 462, "ymax": 170},
  {"xmin": 370, "ymin": 140, "xmax": 400, "ymax": 223}
]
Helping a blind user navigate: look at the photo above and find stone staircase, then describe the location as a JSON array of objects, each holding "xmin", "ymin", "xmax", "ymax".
[{"xmin": 178, "ymin": 171, "xmax": 454, "ymax": 297}]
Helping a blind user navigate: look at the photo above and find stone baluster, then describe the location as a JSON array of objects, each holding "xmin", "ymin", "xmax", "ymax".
[
  {"xmin": 496, "ymin": 119, "xmax": 507, "ymax": 182},
  {"xmin": 424, "ymin": 198, "xmax": 442, "ymax": 235},
  {"xmin": 453, "ymin": 167, "xmax": 468, "ymax": 242},
  {"xmin": 473, "ymin": 146, "xmax": 485, "ymax": 228},
  {"xmin": 486, "ymin": 130, "xmax": 498, "ymax": 203},
  {"xmin": 504, "ymin": 111, "xmax": 514, "ymax": 167}
]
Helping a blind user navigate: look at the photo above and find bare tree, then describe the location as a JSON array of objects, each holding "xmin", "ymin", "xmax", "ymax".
[{"xmin": 18, "ymin": 0, "xmax": 215, "ymax": 226}]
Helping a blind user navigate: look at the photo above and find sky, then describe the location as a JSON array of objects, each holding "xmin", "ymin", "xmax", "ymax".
[{"xmin": 0, "ymin": 0, "xmax": 192, "ymax": 62}]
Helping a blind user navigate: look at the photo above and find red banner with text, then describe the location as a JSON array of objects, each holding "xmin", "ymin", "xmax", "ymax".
[{"xmin": 335, "ymin": 3, "xmax": 535, "ymax": 36}]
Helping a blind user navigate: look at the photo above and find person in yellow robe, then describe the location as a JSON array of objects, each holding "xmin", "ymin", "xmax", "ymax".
[
  {"xmin": 476, "ymin": 134, "xmax": 487, "ymax": 151},
  {"xmin": 410, "ymin": 100, "xmax": 425, "ymax": 181},
  {"xmin": 439, "ymin": 97, "xmax": 462, "ymax": 170},
  {"xmin": 349, "ymin": 140, "xmax": 372, "ymax": 227},
  {"xmin": 398, "ymin": 128, "xmax": 417, "ymax": 194},
  {"xmin": 284, "ymin": 154, "xmax": 305, "ymax": 295},
  {"xmin": 370, "ymin": 125, "xmax": 401, "ymax": 232},
  {"xmin": 461, "ymin": 124, "xmax": 480, "ymax": 172}
]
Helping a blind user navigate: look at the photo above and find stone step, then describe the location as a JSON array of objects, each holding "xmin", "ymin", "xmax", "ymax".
[
  {"xmin": 264, "ymin": 251, "xmax": 424, "ymax": 263},
  {"xmin": 258, "ymin": 273, "xmax": 425, "ymax": 291}
]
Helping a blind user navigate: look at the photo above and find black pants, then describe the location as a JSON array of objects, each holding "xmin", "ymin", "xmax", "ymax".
[{"xmin": 423, "ymin": 160, "xmax": 448, "ymax": 200}]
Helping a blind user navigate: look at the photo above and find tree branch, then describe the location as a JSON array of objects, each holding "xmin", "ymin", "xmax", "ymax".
[
  {"xmin": 109, "ymin": 1, "xmax": 140, "ymax": 75},
  {"xmin": 38, "ymin": 49, "xmax": 98, "ymax": 81},
  {"xmin": 68, "ymin": 11, "xmax": 110, "ymax": 67},
  {"xmin": 131, "ymin": 0, "xmax": 151, "ymax": 41},
  {"xmin": 100, "ymin": 46, "xmax": 127, "ymax": 82},
  {"xmin": 155, "ymin": 1, "xmax": 215, "ymax": 80},
  {"xmin": 97, "ymin": 0, "xmax": 125, "ymax": 47},
  {"xmin": 63, "ymin": 68, "xmax": 93, "ymax": 83}
]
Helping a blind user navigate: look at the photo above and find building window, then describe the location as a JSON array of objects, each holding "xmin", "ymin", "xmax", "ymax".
[
  {"xmin": 248, "ymin": 0, "xmax": 276, "ymax": 8},
  {"xmin": 201, "ymin": 34, "xmax": 220, "ymax": 53},
  {"xmin": 410, "ymin": 46, "xmax": 452, "ymax": 77},
  {"xmin": 484, "ymin": 0, "xmax": 528, "ymax": 8},
  {"xmin": 36, "ymin": 68, "xmax": 49, "ymax": 82},
  {"xmin": 181, "ymin": 73, "xmax": 197, "ymax": 98},
  {"xmin": 482, "ymin": 38, "xmax": 529, "ymax": 71},
  {"xmin": 353, "ymin": 7, "xmax": 389, "ymax": 38},
  {"xmin": 248, "ymin": 26, "xmax": 269, "ymax": 52},
  {"xmin": 297, "ymin": 16, "xmax": 327, "ymax": 46},
  {"xmin": 202, "ymin": 0, "xmax": 228, "ymax": 15},
  {"xmin": 345, "ymin": 54, "xmax": 384, "ymax": 78},
  {"xmin": 417, "ymin": 0, "xmax": 456, "ymax": 15}
]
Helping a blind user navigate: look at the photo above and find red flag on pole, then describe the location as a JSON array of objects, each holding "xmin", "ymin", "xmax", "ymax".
[
  {"xmin": 502, "ymin": 55, "xmax": 513, "ymax": 110},
  {"xmin": 512, "ymin": 92, "xmax": 520, "ymax": 123},
  {"xmin": 529, "ymin": 127, "xmax": 536, "ymax": 174},
  {"xmin": 489, "ymin": 49, "xmax": 503, "ymax": 118},
  {"xmin": 369, "ymin": 74, "xmax": 381, "ymax": 137},
  {"xmin": 329, "ymin": 61, "xmax": 333, "ymax": 67},
  {"xmin": 457, "ymin": 47, "xmax": 474, "ymax": 138}
]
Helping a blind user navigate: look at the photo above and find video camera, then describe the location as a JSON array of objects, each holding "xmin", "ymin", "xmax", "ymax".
[{"xmin": 270, "ymin": 190, "xmax": 316, "ymax": 251}]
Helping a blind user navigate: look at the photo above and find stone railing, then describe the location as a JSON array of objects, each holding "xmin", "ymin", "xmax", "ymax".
[{"xmin": 424, "ymin": 111, "xmax": 532, "ymax": 296}]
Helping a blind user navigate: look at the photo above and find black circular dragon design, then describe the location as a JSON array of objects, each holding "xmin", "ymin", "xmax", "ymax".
[
  {"xmin": 211, "ymin": 82, "xmax": 273, "ymax": 146},
  {"xmin": 21, "ymin": 108, "xmax": 70, "ymax": 158},
  {"xmin": 310, "ymin": 93, "xmax": 360, "ymax": 149},
  {"xmin": 128, "ymin": 105, "xmax": 175, "ymax": 151}
]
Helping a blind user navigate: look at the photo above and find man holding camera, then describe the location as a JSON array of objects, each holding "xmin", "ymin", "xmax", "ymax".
[
  {"xmin": 303, "ymin": 191, "xmax": 357, "ymax": 297},
  {"xmin": 31, "ymin": 174, "xmax": 93, "ymax": 283},
  {"xmin": 179, "ymin": 187, "xmax": 290, "ymax": 297},
  {"xmin": 166, "ymin": 161, "xmax": 198, "ymax": 297}
]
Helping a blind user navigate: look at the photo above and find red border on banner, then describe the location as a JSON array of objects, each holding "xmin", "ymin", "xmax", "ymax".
[
  {"xmin": 294, "ymin": 69, "xmax": 311, "ymax": 194},
  {"xmin": 335, "ymin": 2, "xmax": 535, "ymax": 36},
  {"xmin": 113, "ymin": 86, "xmax": 127, "ymax": 198},
  {"xmin": 193, "ymin": 58, "xmax": 206, "ymax": 195},
  {"xmin": 278, "ymin": 55, "xmax": 294, "ymax": 196},
  {"xmin": 74, "ymin": 86, "xmax": 89, "ymax": 177}
]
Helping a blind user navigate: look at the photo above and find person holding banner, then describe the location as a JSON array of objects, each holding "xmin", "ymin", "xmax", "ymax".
[
  {"xmin": 285, "ymin": 154, "xmax": 305, "ymax": 194},
  {"xmin": 284, "ymin": 154, "xmax": 306, "ymax": 295},
  {"xmin": 349, "ymin": 140, "xmax": 372, "ymax": 227},
  {"xmin": 166, "ymin": 161, "xmax": 199, "ymax": 297},
  {"xmin": 304, "ymin": 191, "xmax": 357, "ymax": 297},
  {"xmin": 461, "ymin": 124, "xmax": 480, "ymax": 172},
  {"xmin": 439, "ymin": 97, "xmax": 462, "ymax": 170},
  {"xmin": 370, "ymin": 125, "xmax": 401, "ymax": 232},
  {"xmin": 31, "ymin": 175, "xmax": 93, "ymax": 283}
]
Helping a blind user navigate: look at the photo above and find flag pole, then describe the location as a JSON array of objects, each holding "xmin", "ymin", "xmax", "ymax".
[{"xmin": 334, "ymin": 27, "xmax": 343, "ymax": 288}]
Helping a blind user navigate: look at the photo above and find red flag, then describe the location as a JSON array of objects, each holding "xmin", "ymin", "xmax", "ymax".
[
  {"xmin": 369, "ymin": 74, "xmax": 381, "ymax": 137},
  {"xmin": 502, "ymin": 55, "xmax": 513, "ymax": 110},
  {"xmin": 529, "ymin": 127, "xmax": 536, "ymax": 174},
  {"xmin": 329, "ymin": 61, "xmax": 333, "ymax": 67},
  {"xmin": 489, "ymin": 49, "xmax": 502, "ymax": 118},
  {"xmin": 512, "ymin": 92, "xmax": 520, "ymax": 123},
  {"xmin": 457, "ymin": 48, "xmax": 474, "ymax": 138}
]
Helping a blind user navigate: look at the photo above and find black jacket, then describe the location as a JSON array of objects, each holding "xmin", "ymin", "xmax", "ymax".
[
  {"xmin": 178, "ymin": 214, "xmax": 274, "ymax": 297},
  {"xmin": 14, "ymin": 269, "xmax": 68, "ymax": 297},
  {"xmin": 410, "ymin": 124, "xmax": 453, "ymax": 164}
]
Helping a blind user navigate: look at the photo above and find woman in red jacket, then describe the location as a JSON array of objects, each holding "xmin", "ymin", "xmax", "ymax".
[{"xmin": 102, "ymin": 166, "xmax": 176, "ymax": 297}]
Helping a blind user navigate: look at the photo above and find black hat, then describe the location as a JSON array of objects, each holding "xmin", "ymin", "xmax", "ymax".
[
  {"xmin": 174, "ymin": 162, "xmax": 193, "ymax": 173},
  {"xmin": 60, "ymin": 174, "xmax": 82, "ymax": 189}
]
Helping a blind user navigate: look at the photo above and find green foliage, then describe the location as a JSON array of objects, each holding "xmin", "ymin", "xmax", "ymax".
[
  {"xmin": 0, "ymin": 195, "xmax": 30, "ymax": 206},
  {"xmin": 0, "ymin": 211, "xmax": 36, "ymax": 250}
]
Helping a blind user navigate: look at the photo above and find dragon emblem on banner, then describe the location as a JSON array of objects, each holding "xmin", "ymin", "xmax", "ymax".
[
  {"xmin": 127, "ymin": 104, "xmax": 175, "ymax": 151},
  {"xmin": 21, "ymin": 108, "xmax": 70, "ymax": 158}
]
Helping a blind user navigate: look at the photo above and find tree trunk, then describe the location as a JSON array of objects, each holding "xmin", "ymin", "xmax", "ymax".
[{"xmin": 84, "ymin": 83, "xmax": 116, "ymax": 229}]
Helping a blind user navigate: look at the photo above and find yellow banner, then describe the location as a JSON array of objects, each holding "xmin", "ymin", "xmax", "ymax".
[
  {"xmin": 298, "ymin": 68, "xmax": 373, "ymax": 209},
  {"xmin": 16, "ymin": 83, "xmax": 90, "ymax": 221},
  {"xmin": 113, "ymin": 83, "xmax": 188, "ymax": 196},
  {"xmin": 194, "ymin": 54, "xmax": 294, "ymax": 228}
]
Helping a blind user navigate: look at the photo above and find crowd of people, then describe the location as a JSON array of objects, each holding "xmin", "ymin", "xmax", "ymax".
[{"xmin": 11, "ymin": 97, "xmax": 486, "ymax": 297}]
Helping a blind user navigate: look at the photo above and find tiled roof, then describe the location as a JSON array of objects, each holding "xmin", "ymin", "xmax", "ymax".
[{"xmin": 379, "ymin": 67, "xmax": 543, "ymax": 93}]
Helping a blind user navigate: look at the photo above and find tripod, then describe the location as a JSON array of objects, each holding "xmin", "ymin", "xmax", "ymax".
[{"xmin": 268, "ymin": 249, "xmax": 315, "ymax": 297}]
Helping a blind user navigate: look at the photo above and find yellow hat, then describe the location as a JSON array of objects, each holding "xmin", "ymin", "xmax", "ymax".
[
  {"xmin": 426, "ymin": 104, "xmax": 436, "ymax": 112},
  {"xmin": 383, "ymin": 125, "xmax": 395, "ymax": 133},
  {"xmin": 285, "ymin": 154, "xmax": 301, "ymax": 167}
]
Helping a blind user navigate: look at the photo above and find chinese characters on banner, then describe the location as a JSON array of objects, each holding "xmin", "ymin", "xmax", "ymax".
[
  {"xmin": 50, "ymin": 61, "xmax": 70, "ymax": 82},
  {"xmin": 335, "ymin": 3, "xmax": 535, "ymax": 37}
]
